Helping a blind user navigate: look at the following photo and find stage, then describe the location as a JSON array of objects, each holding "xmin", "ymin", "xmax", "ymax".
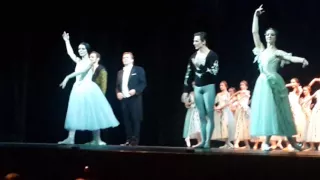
[{"xmin": 0, "ymin": 143, "xmax": 319, "ymax": 179}]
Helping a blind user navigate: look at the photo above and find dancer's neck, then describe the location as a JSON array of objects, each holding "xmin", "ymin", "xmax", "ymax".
[{"xmin": 198, "ymin": 46, "xmax": 210, "ymax": 53}]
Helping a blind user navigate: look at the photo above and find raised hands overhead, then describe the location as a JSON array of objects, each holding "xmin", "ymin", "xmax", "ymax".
[
  {"xmin": 62, "ymin": 31, "xmax": 79, "ymax": 63},
  {"xmin": 255, "ymin": 4, "xmax": 265, "ymax": 16},
  {"xmin": 62, "ymin": 31, "xmax": 70, "ymax": 41}
]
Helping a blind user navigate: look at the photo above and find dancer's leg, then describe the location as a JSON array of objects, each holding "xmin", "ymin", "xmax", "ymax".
[
  {"xmin": 92, "ymin": 130, "xmax": 106, "ymax": 145},
  {"xmin": 58, "ymin": 130, "xmax": 75, "ymax": 144},
  {"xmin": 185, "ymin": 137, "xmax": 191, "ymax": 147},
  {"xmin": 193, "ymin": 86, "xmax": 207, "ymax": 148},
  {"xmin": 287, "ymin": 136, "xmax": 303, "ymax": 151},
  {"xmin": 202, "ymin": 84, "xmax": 215, "ymax": 148},
  {"xmin": 261, "ymin": 135, "xmax": 271, "ymax": 151}
]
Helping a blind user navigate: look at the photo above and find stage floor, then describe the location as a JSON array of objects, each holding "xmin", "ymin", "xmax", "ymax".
[
  {"xmin": 1, "ymin": 142, "xmax": 319, "ymax": 179},
  {"xmin": 1, "ymin": 142, "xmax": 320, "ymax": 158}
]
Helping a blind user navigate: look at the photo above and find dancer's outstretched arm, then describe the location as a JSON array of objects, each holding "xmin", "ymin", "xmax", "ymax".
[
  {"xmin": 60, "ymin": 61, "xmax": 94, "ymax": 89},
  {"xmin": 62, "ymin": 31, "xmax": 79, "ymax": 63},
  {"xmin": 275, "ymin": 50, "xmax": 308, "ymax": 67},
  {"xmin": 286, "ymin": 83, "xmax": 294, "ymax": 88}
]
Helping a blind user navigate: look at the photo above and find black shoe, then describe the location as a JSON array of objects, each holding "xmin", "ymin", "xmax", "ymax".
[{"xmin": 130, "ymin": 137, "xmax": 139, "ymax": 146}]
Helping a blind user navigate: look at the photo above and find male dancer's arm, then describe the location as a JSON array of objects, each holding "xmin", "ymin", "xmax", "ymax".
[
  {"xmin": 98, "ymin": 69, "xmax": 108, "ymax": 94},
  {"xmin": 116, "ymin": 71, "xmax": 121, "ymax": 94},
  {"xmin": 134, "ymin": 67, "xmax": 147, "ymax": 95},
  {"xmin": 207, "ymin": 52, "xmax": 219, "ymax": 76},
  {"xmin": 116, "ymin": 71, "xmax": 124, "ymax": 100},
  {"xmin": 183, "ymin": 59, "xmax": 195, "ymax": 93}
]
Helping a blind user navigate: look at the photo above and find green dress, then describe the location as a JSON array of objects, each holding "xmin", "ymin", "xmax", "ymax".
[{"xmin": 250, "ymin": 48, "xmax": 297, "ymax": 137}]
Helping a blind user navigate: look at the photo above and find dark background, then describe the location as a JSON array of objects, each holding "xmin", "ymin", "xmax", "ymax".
[{"xmin": 3, "ymin": 0, "xmax": 320, "ymax": 146}]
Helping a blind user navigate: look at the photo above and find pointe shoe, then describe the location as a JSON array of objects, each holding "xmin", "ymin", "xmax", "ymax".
[
  {"xmin": 261, "ymin": 143, "xmax": 271, "ymax": 151},
  {"xmin": 97, "ymin": 140, "xmax": 107, "ymax": 145},
  {"xmin": 58, "ymin": 138, "xmax": 74, "ymax": 145},
  {"xmin": 192, "ymin": 142, "xmax": 205, "ymax": 149},
  {"xmin": 203, "ymin": 142, "xmax": 211, "ymax": 149},
  {"xmin": 85, "ymin": 140, "xmax": 106, "ymax": 146},
  {"xmin": 85, "ymin": 141, "xmax": 95, "ymax": 145}
]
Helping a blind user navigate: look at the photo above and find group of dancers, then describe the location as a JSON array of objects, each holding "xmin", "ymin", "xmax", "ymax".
[
  {"xmin": 58, "ymin": 32, "xmax": 146, "ymax": 146},
  {"xmin": 181, "ymin": 5, "xmax": 310, "ymax": 151},
  {"xmin": 182, "ymin": 77, "xmax": 320, "ymax": 152},
  {"xmin": 58, "ymin": 4, "xmax": 313, "ymax": 151}
]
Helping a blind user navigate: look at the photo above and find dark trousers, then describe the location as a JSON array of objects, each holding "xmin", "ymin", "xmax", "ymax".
[{"xmin": 121, "ymin": 95, "xmax": 143, "ymax": 143}]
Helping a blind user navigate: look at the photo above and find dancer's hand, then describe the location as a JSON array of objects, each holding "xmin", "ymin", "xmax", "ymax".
[
  {"xmin": 117, "ymin": 93, "xmax": 124, "ymax": 100},
  {"xmin": 255, "ymin": 4, "xmax": 264, "ymax": 16},
  {"xmin": 60, "ymin": 77, "xmax": 69, "ymax": 89},
  {"xmin": 129, "ymin": 89, "xmax": 136, "ymax": 96},
  {"xmin": 214, "ymin": 106, "xmax": 222, "ymax": 111},
  {"xmin": 302, "ymin": 58, "xmax": 309, "ymax": 68},
  {"xmin": 62, "ymin": 31, "xmax": 70, "ymax": 41}
]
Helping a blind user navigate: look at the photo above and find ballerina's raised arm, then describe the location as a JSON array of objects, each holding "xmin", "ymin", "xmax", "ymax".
[
  {"xmin": 62, "ymin": 31, "xmax": 80, "ymax": 63},
  {"xmin": 252, "ymin": 4, "xmax": 265, "ymax": 51},
  {"xmin": 308, "ymin": 78, "xmax": 320, "ymax": 87}
]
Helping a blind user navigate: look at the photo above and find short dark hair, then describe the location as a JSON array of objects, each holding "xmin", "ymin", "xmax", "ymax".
[
  {"xmin": 123, "ymin": 52, "xmax": 134, "ymax": 59},
  {"xmin": 194, "ymin": 32, "xmax": 207, "ymax": 42},
  {"xmin": 90, "ymin": 51, "xmax": 101, "ymax": 59}
]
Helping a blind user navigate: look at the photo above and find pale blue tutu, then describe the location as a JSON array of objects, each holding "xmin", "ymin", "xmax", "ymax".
[{"xmin": 64, "ymin": 80, "xmax": 119, "ymax": 131}]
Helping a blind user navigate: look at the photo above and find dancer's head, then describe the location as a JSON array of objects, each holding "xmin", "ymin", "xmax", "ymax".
[
  {"xmin": 219, "ymin": 81, "xmax": 228, "ymax": 91},
  {"xmin": 122, "ymin": 52, "xmax": 134, "ymax": 66},
  {"xmin": 90, "ymin": 51, "xmax": 101, "ymax": 64},
  {"xmin": 265, "ymin": 28, "xmax": 278, "ymax": 45},
  {"xmin": 228, "ymin": 87, "xmax": 236, "ymax": 95},
  {"xmin": 240, "ymin": 80, "xmax": 248, "ymax": 90},
  {"xmin": 302, "ymin": 86, "xmax": 311, "ymax": 96},
  {"xmin": 4, "ymin": 173, "xmax": 20, "ymax": 180},
  {"xmin": 78, "ymin": 42, "xmax": 91, "ymax": 57},
  {"xmin": 193, "ymin": 32, "xmax": 207, "ymax": 50},
  {"xmin": 290, "ymin": 78, "xmax": 300, "ymax": 88}
]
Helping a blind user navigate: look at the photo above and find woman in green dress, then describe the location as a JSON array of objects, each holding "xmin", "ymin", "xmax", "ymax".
[{"xmin": 249, "ymin": 5, "xmax": 309, "ymax": 151}]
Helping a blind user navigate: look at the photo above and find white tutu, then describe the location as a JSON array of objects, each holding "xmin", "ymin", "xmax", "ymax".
[{"xmin": 64, "ymin": 58, "xmax": 119, "ymax": 131}]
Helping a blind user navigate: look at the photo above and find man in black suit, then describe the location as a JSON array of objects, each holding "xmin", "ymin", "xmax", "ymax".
[{"xmin": 116, "ymin": 52, "xmax": 147, "ymax": 146}]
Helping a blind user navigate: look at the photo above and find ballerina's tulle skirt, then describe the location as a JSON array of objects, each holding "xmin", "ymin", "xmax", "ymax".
[{"xmin": 64, "ymin": 80, "xmax": 119, "ymax": 131}]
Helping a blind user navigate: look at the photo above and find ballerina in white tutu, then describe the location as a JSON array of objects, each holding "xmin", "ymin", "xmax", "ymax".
[{"xmin": 58, "ymin": 31, "xmax": 119, "ymax": 145}]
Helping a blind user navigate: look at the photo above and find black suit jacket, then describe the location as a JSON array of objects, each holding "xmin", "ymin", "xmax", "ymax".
[{"xmin": 116, "ymin": 65, "xmax": 147, "ymax": 96}]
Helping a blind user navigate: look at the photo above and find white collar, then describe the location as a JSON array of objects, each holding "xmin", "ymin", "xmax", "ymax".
[{"xmin": 123, "ymin": 64, "xmax": 133, "ymax": 70}]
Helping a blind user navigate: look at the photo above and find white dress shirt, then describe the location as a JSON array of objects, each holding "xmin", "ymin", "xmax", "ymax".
[
  {"xmin": 193, "ymin": 52, "xmax": 207, "ymax": 68},
  {"xmin": 122, "ymin": 64, "xmax": 133, "ymax": 98}
]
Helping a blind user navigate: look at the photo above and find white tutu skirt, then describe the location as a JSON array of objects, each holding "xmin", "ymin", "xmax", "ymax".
[{"xmin": 64, "ymin": 80, "xmax": 119, "ymax": 131}]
